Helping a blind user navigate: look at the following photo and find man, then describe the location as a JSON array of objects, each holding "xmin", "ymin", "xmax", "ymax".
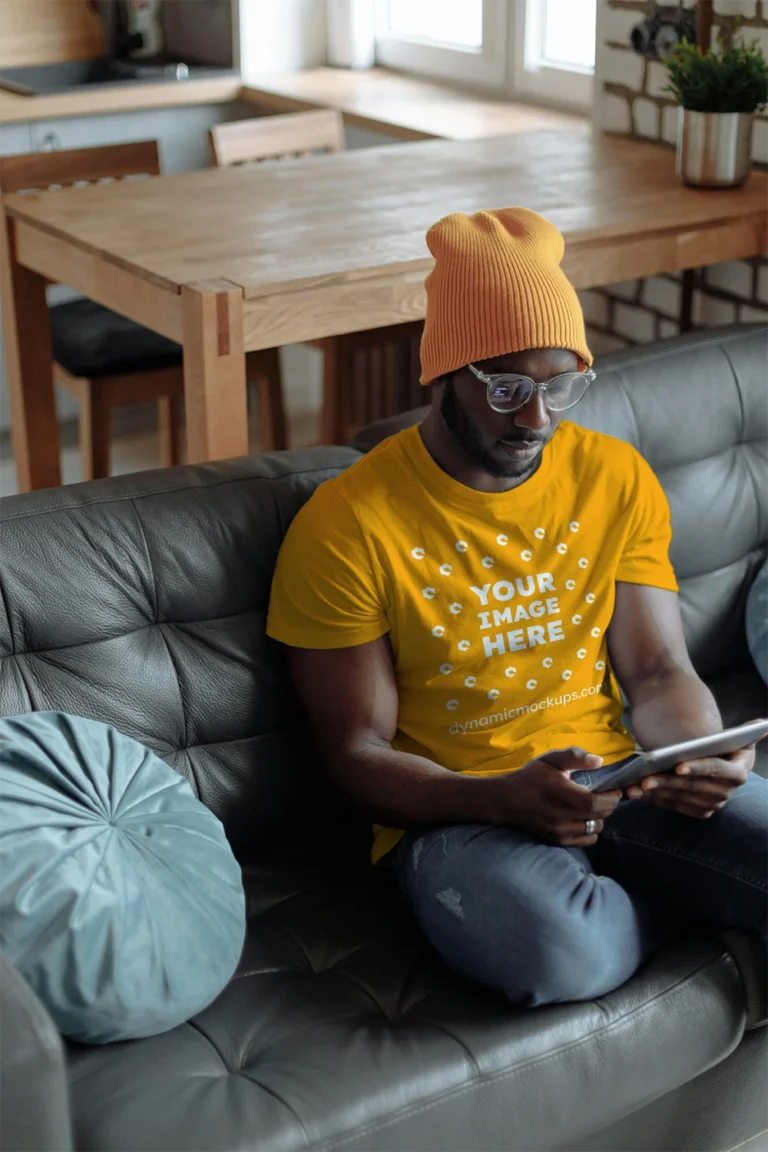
[{"xmin": 268, "ymin": 207, "xmax": 767, "ymax": 1006}]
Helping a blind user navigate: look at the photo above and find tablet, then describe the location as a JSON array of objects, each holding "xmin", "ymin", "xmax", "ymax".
[{"xmin": 588, "ymin": 718, "xmax": 768, "ymax": 793}]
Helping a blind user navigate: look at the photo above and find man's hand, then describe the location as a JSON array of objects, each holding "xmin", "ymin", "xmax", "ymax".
[
  {"xmin": 626, "ymin": 745, "xmax": 755, "ymax": 818},
  {"xmin": 490, "ymin": 746, "xmax": 622, "ymax": 847}
]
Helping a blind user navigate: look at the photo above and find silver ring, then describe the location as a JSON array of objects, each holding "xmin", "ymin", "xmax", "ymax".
[{"xmin": 585, "ymin": 818, "xmax": 599, "ymax": 835}]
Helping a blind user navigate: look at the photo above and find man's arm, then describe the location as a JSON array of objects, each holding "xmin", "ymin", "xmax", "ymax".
[
  {"xmin": 607, "ymin": 582, "xmax": 754, "ymax": 814},
  {"xmin": 286, "ymin": 638, "xmax": 498, "ymax": 827},
  {"xmin": 285, "ymin": 639, "xmax": 620, "ymax": 847},
  {"xmin": 607, "ymin": 581, "xmax": 722, "ymax": 748}
]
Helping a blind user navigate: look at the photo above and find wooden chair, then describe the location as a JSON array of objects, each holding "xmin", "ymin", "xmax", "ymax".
[
  {"xmin": 0, "ymin": 142, "xmax": 185, "ymax": 479},
  {"xmin": 210, "ymin": 111, "xmax": 424, "ymax": 445}
]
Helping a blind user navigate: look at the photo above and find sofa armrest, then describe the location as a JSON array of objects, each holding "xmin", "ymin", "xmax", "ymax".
[
  {"xmin": 720, "ymin": 931, "xmax": 768, "ymax": 1031},
  {"xmin": 0, "ymin": 953, "xmax": 73, "ymax": 1152}
]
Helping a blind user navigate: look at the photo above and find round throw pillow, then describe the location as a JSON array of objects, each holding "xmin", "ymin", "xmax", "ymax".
[
  {"xmin": 0, "ymin": 712, "xmax": 246, "ymax": 1044},
  {"xmin": 746, "ymin": 560, "xmax": 768, "ymax": 685}
]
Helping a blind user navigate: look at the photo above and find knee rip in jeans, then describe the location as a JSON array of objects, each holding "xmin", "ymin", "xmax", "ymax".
[
  {"xmin": 411, "ymin": 837, "xmax": 426, "ymax": 872},
  {"xmin": 435, "ymin": 887, "xmax": 465, "ymax": 920},
  {"xmin": 411, "ymin": 829, "xmax": 451, "ymax": 873}
]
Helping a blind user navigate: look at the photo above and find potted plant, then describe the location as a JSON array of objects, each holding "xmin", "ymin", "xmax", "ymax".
[{"xmin": 664, "ymin": 19, "xmax": 768, "ymax": 187}]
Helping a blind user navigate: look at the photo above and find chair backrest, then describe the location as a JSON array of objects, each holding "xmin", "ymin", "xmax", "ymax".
[
  {"xmin": 209, "ymin": 110, "xmax": 346, "ymax": 168},
  {"xmin": 0, "ymin": 141, "xmax": 160, "ymax": 196}
]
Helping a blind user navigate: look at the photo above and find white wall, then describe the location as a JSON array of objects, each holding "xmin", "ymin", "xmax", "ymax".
[{"xmin": 239, "ymin": 0, "xmax": 327, "ymax": 78}]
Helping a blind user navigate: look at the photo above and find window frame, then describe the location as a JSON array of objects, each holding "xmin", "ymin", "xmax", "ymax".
[
  {"xmin": 373, "ymin": 0, "xmax": 595, "ymax": 111},
  {"xmin": 374, "ymin": 0, "xmax": 509, "ymax": 91},
  {"xmin": 512, "ymin": 0, "xmax": 595, "ymax": 111}
]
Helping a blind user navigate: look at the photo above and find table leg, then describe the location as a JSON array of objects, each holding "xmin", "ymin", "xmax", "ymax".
[
  {"xmin": 181, "ymin": 281, "xmax": 249, "ymax": 463},
  {"xmin": 0, "ymin": 211, "xmax": 60, "ymax": 492},
  {"xmin": 680, "ymin": 269, "xmax": 696, "ymax": 333},
  {"xmin": 320, "ymin": 335, "xmax": 356, "ymax": 446}
]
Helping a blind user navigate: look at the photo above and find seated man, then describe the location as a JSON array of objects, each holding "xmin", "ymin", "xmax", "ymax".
[{"xmin": 267, "ymin": 206, "xmax": 767, "ymax": 1006}]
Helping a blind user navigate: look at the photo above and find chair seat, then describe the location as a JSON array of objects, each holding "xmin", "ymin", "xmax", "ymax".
[
  {"xmin": 50, "ymin": 299, "xmax": 182, "ymax": 380},
  {"xmin": 65, "ymin": 859, "xmax": 747, "ymax": 1152}
]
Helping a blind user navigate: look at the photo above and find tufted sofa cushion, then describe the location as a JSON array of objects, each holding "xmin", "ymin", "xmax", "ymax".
[
  {"xmin": 63, "ymin": 860, "xmax": 747, "ymax": 1152},
  {"xmin": 0, "ymin": 450, "xmax": 368, "ymax": 865},
  {"xmin": 567, "ymin": 326, "xmax": 768, "ymax": 678},
  {"xmin": 746, "ymin": 560, "xmax": 768, "ymax": 684}
]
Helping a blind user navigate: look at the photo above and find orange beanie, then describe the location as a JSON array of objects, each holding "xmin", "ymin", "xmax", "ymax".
[{"xmin": 419, "ymin": 206, "xmax": 592, "ymax": 384}]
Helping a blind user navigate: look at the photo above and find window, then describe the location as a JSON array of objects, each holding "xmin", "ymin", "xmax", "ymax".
[
  {"xmin": 375, "ymin": 0, "xmax": 596, "ymax": 109},
  {"xmin": 515, "ymin": 0, "xmax": 596, "ymax": 106},
  {"xmin": 386, "ymin": 0, "xmax": 482, "ymax": 49},
  {"xmin": 375, "ymin": 0, "xmax": 508, "ymax": 89}
]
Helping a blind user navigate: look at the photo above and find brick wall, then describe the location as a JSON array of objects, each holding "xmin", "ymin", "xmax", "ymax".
[{"xmin": 584, "ymin": 0, "xmax": 768, "ymax": 353}]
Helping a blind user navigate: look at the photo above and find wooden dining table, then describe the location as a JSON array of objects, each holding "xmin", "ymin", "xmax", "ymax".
[{"xmin": 2, "ymin": 129, "xmax": 766, "ymax": 491}]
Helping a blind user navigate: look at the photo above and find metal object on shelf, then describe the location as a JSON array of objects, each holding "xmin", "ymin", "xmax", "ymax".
[
  {"xmin": 630, "ymin": 3, "xmax": 697, "ymax": 61},
  {"xmin": 676, "ymin": 109, "xmax": 754, "ymax": 187}
]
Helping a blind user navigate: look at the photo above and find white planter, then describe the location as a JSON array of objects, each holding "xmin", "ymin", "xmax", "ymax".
[{"xmin": 326, "ymin": 0, "xmax": 376, "ymax": 70}]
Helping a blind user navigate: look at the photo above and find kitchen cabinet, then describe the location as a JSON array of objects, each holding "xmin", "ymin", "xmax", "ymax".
[
  {"xmin": 0, "ymin": 122, "xmax": 34, "ymax": 155},
  {"xmin": 344, "ymin": 124, "xmax": 402, "ymax": 149},
  {"xmin": 31, "ymin": 99, "xmax": 255, "ymax": 173}
]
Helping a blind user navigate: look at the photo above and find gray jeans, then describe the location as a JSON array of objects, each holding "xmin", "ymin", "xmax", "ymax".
[{"xmin": 387, "ymin": 769, "xmax": 768, "ymax": 1006}]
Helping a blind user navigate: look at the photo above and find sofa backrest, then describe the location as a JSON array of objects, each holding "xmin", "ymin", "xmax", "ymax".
[
  {"xmin": 1, "ymin": 328, "xmax": 765, "ymax": 861},
  {"xmin": 575, "ymin": 326, "xmax": 767, "ymax": 675},
  {"xmin": 0, "ymin": 449, "xmax": 369, "ymax": 863},
  {"xmin": 352, "ymin": 326, "xmax": 768, "ymax": 678}
]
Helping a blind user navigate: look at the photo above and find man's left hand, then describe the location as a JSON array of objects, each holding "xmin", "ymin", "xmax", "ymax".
[{"xmin": 626, "ymin": 745, "xmax": 755, "ymax": 818}]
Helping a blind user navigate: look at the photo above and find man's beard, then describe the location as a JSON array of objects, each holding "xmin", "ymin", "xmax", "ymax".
[{"xmin": 440, "ymin": 377, "xmax": 545, "ymax": 480}]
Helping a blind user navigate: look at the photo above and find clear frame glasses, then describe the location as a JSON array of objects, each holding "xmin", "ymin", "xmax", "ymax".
[{"xmin": 468, "ymin": 363, "xmax": 595, "ymax": 414}]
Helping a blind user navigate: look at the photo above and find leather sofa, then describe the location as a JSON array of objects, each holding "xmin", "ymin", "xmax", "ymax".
[{"xmin": 1, "ymin": 325, "xmax": 766, "ymax": 1152}]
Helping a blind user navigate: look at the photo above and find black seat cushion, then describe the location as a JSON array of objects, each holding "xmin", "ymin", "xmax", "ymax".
[
  {"xmin": 63, "ymin": 860, "xmax": 746, "ymax": 1152},
  {"xmin": 50, "ymin": 299, "xmax": 182, "ymax": 380}
]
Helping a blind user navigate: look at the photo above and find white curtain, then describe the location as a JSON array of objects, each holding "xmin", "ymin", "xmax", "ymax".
[{"xmin": 326, "ymin": 0, "xmax": 376, "ymax": 69}]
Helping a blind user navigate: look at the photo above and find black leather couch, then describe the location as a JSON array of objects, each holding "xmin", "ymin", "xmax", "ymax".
[{"xmin": 1, "ymin": 326, "xmax": 766, "ymax": 1152}]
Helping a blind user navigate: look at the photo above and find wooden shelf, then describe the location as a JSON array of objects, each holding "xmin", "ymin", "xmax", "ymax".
[
  {"xmin": 1, "ymin": 66, "xmax": 588, "ymax": 143},
  {"xmin": 237, "ymin": 67, "xmax": 589, "ymax": 142},
  {"xmin": 0, "ymin": 0, "xmax": 103, "ymax": 69}
]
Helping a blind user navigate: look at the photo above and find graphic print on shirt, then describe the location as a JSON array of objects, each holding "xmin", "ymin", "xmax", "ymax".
[{"xmin": 407, "ymin": 520, "xmax": 609, "ymax": 734}]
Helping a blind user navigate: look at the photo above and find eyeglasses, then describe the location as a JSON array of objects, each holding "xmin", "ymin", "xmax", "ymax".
[{"xmin": 468, "ymin": 363, "xmax": 595, "ymax": 414}]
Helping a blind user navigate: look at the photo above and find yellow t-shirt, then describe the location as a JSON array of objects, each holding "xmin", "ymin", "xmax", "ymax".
[{"xmin": 267, "ymin": 422, "xmax": 678, "ymax": 862}]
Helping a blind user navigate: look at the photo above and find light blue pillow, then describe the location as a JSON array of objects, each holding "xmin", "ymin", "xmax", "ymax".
[
  {"xmin": 746, "ymin": 562, "xmax": 768, "ymax": 685},
  {"xmin": 0, "ymin": 712, "xmax": 246, "ymax": 1044}
]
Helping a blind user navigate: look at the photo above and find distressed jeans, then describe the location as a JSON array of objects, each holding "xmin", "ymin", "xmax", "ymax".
[{"xmin": 387, "ymin": 766, "xmax": 768, "ymax": 1006}]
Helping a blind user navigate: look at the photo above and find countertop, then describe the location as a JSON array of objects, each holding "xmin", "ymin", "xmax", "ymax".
[
  {"xmin": 0, "ymin": 74, "xmax": 244, "ymax": 123},
  {"xmin": 0, "ymin": 66, "xmax": 588, "ymax": 142},
  {"xmin": 235, "ymin": 68, "xmax": 588, "ymax": 142}
]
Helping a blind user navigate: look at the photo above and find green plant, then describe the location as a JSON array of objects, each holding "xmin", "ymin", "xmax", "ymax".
[{"xmin": 664, "ymin": 22, "xmax": 768, "ymax": 113}]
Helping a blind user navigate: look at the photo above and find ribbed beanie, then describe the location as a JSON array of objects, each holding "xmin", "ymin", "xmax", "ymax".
[{"xmin": 420, "ymin": 206, "xmax": 592, "ymax": 383}]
